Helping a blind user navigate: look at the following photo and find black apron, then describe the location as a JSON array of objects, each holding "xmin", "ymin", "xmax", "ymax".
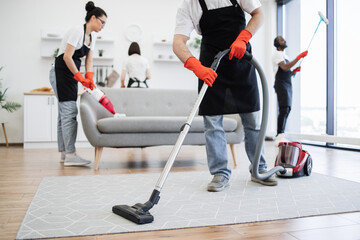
[
  {"xmin": 274, "ymin": 59, "xmax": 292, "ymax": 107},
  {"xmin": 198, "ymin": 0, "xmax": 259, "ymax": 116},
  {"xmin": 55, "ymin": 24, "xmax": 91, "ymax": 102},
  {"xmin": 127, "ymin": 78, "xmax": 149, "ymax": 88}
]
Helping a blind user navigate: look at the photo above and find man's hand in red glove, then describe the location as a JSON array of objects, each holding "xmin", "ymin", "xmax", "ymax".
[
  {"xmin": 74, "ymin": 72, "xmax": 95, "ymax": 90},
  {"xmin": 292, "ymin": 67, "xmax": 301, "ymax": 75},
  {"xmin": 184, "ymin": 57, "xmax": 217, "ymax": 87},
  {"xmin": 229, "ymin": 29, "xmax": 252, "ymax": 60},
  {"xmin": 296, "ymin": 50, "xmax": 308, "ymax": 60}
]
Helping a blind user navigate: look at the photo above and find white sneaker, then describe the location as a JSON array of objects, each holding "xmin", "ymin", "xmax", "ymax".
[
  {"xmin": 60, "ymin": 151, "xmax": 66, "ymax": 163},
  {"xmin": 64, "ymin": 153, "xmax": 91, "ymax": 166}
]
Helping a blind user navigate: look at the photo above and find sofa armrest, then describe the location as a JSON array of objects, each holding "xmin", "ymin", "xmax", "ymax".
[{"xmin": 80, "ymin": 93, "xmax": 111, "ymax": 146}]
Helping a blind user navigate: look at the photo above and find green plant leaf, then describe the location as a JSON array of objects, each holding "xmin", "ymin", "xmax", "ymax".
[
  {"xmin": 0, "ymin": 88, "xmax": 8, "ymax": 103},
  {"xmin": 1, "ymin": 101, "xmax": 22, "ymax": 113},
  {"xmin": 0, "ymin": 67, "xmax": 22, "ymax": 113}
]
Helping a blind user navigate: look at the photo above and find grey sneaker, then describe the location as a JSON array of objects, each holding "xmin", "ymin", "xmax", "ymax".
[
  {"xmin": 251, "ymin": 170, "xmax": 278, "ymax": 186},
  {"xmin": 60, "ymin": 151, "xmax": 66, "ymax": 163},
  {"xmin": 64, "ymin": 153, "xmax": 91, "ymax": 166},
  {"xmin": 207, "ymin": 175, "xmax": 230, "ymax": 192}
]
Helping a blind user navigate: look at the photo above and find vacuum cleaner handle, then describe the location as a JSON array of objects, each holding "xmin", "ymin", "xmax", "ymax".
[{"xmin": 210, "ymin": 50, "xmax": 253, "ymax": 71}]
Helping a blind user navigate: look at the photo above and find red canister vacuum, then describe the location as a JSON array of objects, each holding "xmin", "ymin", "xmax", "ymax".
[{"xmin": 274, "ymin": 142, "xmax": 313, "ymax": 178}]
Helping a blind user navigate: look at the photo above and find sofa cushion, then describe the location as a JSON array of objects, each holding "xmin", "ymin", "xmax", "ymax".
[{"xmin": 97, "ymin": 116, "xmax": 238, "ymax": 133}]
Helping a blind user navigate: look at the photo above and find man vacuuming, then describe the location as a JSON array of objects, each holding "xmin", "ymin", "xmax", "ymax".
[
  {"xmin": 272, "ymin": 36, "xmax": 308, "ymax": 144},
  {"xmin": 173, "ymin": 0, "xmax": 277, "ymax": 190}
]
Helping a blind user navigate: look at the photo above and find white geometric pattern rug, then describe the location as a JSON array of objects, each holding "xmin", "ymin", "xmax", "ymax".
[{"xmin": 16, "ymin": 170, "xmax": 360, "ymax": 239}]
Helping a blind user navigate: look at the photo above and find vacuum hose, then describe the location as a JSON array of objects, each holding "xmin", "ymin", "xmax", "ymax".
[{"xmin": 213, "ymin": 50, "xmax": 284, "ymax": 180}]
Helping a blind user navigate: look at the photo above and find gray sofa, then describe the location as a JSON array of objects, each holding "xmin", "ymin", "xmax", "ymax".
[{"xmin": 80, "ymin": 88, "xmax": 244, "ymax": 170}]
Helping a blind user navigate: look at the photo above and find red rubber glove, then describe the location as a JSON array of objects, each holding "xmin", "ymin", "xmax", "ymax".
[
  {"xmin": 184, "ymin": 57, "xmax": 217, "ymax": 87},
  {"xmin": 296, "ymin": 51, "xmax": 308, "ymax": 60},
  {"xmin": 85, "ymin": 72, "xmax": 96, "ymax": 90},
  {"xmin": 85, "ymin": 72, "xmax": 94, "ymax": 81},
  {"xmin": 229, "ymin": 29, "xmax": 252, "ymax": 60},
  {"xmin": 74, "ymin": 72, "xmax": 95, "ymax": 90},
  {"xmin": 292, "ymin": 67, "xmax": 301, "ymax": 75}
]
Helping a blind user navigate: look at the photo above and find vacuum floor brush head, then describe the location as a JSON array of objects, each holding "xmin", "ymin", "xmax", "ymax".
[{"xmin": 112, "ymin": 204, "xmax": 154, "ymax": 224}]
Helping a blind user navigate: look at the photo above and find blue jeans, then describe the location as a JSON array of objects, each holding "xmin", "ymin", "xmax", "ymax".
[
  {"xmin": 203, "ymin": 111, "xmax": 267, "ymax": 179},
  {"xmin": 49, "ymin": 65, "xmax": 78, "ymax": 154}
]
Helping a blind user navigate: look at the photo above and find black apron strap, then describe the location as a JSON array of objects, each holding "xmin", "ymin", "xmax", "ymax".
[
  {"xmin": 229, "ymin": 0, "xmax": 239, "ymax": 7},
  {"xmin": 83, "ymin": 24, "xmax": 86, "ymax": 44},
  {"xmin": 198, "ymin": 0, "xmax": 208, "ymax": 12},
  {"xmin": 83, "ymin": 24, "xmax": 92, "ymax": 45}
]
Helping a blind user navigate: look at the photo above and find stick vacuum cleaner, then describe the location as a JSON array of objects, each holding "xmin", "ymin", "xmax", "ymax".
[
  {"xmin": 112, "ymin": 50, "xmax": 285, "ymax": 224},
  {"xmin": 84, "ymin": 86, "xmax": 125, "ymax": 118}
]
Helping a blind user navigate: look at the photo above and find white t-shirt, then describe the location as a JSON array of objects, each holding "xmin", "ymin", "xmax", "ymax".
[
  {"xmin": 122, "ymin": 54, "xmax": 150, "ymax": 81},
  {"xmin": 58, "ymin": 26, "xmax": 96, "ymax": 56},
  {"xmin": 272, "ymin": 50, "xmax": 289, "ymax": 76},
  {"xmin": 175, "ymin": 0, "xmax": 261, "ymax": 37}
]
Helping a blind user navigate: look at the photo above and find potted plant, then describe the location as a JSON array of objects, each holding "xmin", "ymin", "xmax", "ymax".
[
  {"xmin": 53, "ymin": 48, "xmax": 59, "ymax": 58},
  {"xmin": 189, "ymin": 36, "xmax": 202, "ymax": 50},
  {"xmin": 98, "ymin": 49, "xmax": 104, "ymax": 57},
  {"xmin": 0, "ymin": 66, "xmax": 22, "ymax": 116}
]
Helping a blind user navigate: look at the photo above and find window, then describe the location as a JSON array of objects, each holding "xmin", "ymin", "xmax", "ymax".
[
  {"xmin": 300, "ymin": 0, "xmax": 327, "ymax": 134},
  {"xmin": 336, "ymin": 0, "xmax": 360, "ymax": 138}
]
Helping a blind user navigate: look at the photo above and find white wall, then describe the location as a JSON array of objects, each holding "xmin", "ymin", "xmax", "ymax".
[{"xmin": 0, "ymin": 0, "xmax": 277, "ymax": 144}]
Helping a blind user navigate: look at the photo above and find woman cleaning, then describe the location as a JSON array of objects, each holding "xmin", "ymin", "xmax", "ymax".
[
  {"xmin": 120, "ymin": 42, "xmax": 151, "ymax": 88},
  {"xmin": 50, "ymin": 1, "xmax": 107, "ymax": 166}
]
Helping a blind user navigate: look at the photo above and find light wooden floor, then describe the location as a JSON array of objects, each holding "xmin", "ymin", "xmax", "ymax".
[{"xmin": 1, "ymin": 142, "xmax": 360, "ymax": 240}]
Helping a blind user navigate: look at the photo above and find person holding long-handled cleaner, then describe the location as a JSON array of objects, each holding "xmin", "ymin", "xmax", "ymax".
[
  {"xmin": 49, "ymin": 1, "xmax": 107, "ymax": 166},
  {"xmin": 272, "ymin": 36, "xmax": 308, "ymax": 144},
  {"xmin": 272, "ymin": 11, "xmax": 328, "ymax": 145},
  {"xmin": 173, "ymin": 0, "xmax": 277, "ymax": 189}
]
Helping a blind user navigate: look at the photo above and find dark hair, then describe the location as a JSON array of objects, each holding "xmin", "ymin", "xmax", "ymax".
[
  {"xmin": 274, "ymin": 36, "xmax": 282, "ymax": 48},
  {"xmin": 274, "ymin": 36, "xmax": 280, "ymax": 48},
  {"xmin": 128, "ymin": 42, "xmax": 141, "ymax": 55},
  {"xmin": 85, "ymin": 1, "xmax": 107, "ymax": 22}
]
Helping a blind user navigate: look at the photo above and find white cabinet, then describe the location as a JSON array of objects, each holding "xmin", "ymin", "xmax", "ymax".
[
  {"xmin": 24, "ymin": 93, "xmax": 88, "ymax": 148},
  {"xmin": 24, "ymin": 94, "xmax": 57, "ymax": 142}
]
